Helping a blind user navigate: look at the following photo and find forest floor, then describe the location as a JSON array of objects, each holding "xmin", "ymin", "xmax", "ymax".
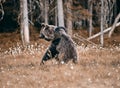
[{"xmin": 0, "ymin": 27, "xmax": 120, "ymax": 88}]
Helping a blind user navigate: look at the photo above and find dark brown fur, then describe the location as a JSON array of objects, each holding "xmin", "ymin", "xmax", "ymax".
[{"xmin": 39, "ymin": 23, "xmax": 77, "ymax": 65}]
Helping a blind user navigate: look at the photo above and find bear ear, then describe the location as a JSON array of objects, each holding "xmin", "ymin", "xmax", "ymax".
[
  {"xmin": 46, "ymin": 24, "xmax": 49, "ymax": 29},
  {"xmin": 41, "ymin": 23, "xmax": 46, "ymax": 27}
]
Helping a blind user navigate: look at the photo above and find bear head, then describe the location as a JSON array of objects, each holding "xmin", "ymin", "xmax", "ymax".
[
  {"xmin": 39, "ymin": 23, "xmax": 56, "ymax": 41},
  {"xmin": 39, "ymin": 23, "xmax": 67, "ymax": 41}
]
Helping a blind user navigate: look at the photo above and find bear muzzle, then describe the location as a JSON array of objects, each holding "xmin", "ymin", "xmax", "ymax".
[{"xmin": 39, "ymin": 34, "xmax": 52, "ymax": 41}]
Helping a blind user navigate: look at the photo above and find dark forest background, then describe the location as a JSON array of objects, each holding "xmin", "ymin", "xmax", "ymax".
[{"xmin": 0, "ymin": 0, "xmax": 120, "ymax": 32}]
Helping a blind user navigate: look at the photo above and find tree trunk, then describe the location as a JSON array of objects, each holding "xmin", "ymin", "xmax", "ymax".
[
  {"xmin": 0, "ymin": 3, "xmax": 4, "ymax": 21},
  {"xmin": 57, "ymin": 0, "xmax": 64, "ymax": 27},
  {"xmin": 67, "ymin": 16, "xmax": 72, "ymax": 36},
  {"xmin": 44, "ymin": 0, "xmax": 48, "ymax": 24},
  {"xmin": 108, "ymin": 0, "xmax": 115, "ymax": 26},
  {"xmin": 114, "ymin": 0, "xmax": 117, "ymax": 18},
  {"xmin": 88, "ymin": 0, "xmax": 93, "ymax": 37},
  {"xmin": 55, "ymin": 7, "xmax": 58, "ymax": 26},
  {"xmin": 109, "ymin": 13, "xmax": 120, "ymax": 37},
  {"xmin": 66, "ymin": 0, "xmax": 73, "ymax": 36},
  {"xmin": 29, "ymin": 0, "xmax": 33, "ymax": 21},
  {"xmin": 20, "ymin": 0, "xmax": 29, "ymax": 45},
  {"xmin": 100, "ymin": 0, "xmax": 104, "ymax": 46}
]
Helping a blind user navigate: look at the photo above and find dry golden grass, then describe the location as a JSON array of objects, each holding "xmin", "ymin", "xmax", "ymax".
[
  {"xmin": 0, "ymin": 43, "xmax": 120, "ymax": 88},
  {"xmin": 0, "ymin": 28, "xmax": 120, "ymax": 88}
]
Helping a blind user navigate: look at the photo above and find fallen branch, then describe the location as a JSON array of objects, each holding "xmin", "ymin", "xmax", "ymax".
[
  {"xmin": 109, "ymin": 13, "xmax": 120, "ymax": 37},
  {"xmin": 87, "ymin": 22, "xmax": 120, "ymax": 40},
  {"xmin": 73, "ymin": 34, "xmax": 98, "ymax": 46}
]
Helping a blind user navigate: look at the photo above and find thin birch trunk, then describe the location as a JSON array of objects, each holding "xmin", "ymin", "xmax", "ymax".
[
  {"xmin": 100, "ymin": 0, "xmax": 104, "ymax": 46},
  {"xmin": 88, "ymin": 0, "xmax": 93, "ymax": 37},
  {"xmin": 55, "ymin": 7, "xmax": 58, "ymax": 26},
  {"xmin": 66, "ymin": 0, "xmax": 73, "ymax": 36},
  {"xmin": 29, "ymin": 0, "xmax": 33, "ymax": 21},
  {"xmin": 109, "ymin": 13, "xmax": 120, "ymax": 37},
  {"xmin": 20, "ymin": 0, "xmax": 24, "ymax": 44},
  {"xmin": 45, "ymin": 0, "xmax": 48, "ymax": 24},
  {"xmin": 57, "ymin": 0, "xmax": 64, "ymax": 27},
  {"xmin": 20, "ymin": 0, "xmax": 29, "ymax": 45}
]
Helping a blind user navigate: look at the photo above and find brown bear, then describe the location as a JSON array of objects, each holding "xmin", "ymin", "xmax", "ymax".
[{"xmin": 39, "ymin": 23, "xmax": 77, "ymax": 65}]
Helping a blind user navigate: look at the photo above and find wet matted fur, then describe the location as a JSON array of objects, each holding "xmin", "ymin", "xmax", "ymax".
[{"xmin": 39, "ymin": 23, "xmax": 77, "ymax": 65}]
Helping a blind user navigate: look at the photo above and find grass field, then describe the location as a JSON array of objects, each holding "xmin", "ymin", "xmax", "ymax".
[
  {"xmin": 0, "ymin": 28, "xmax": 120, "ymax": 88},
  {"xmin": 0, "ymin": 43, "xmax": 120, "ymax": 88}
]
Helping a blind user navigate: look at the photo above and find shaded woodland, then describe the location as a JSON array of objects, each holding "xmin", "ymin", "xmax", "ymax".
[{"xmin": 0, "ymin": 0, "xmax": 120, "ymax": 45}]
